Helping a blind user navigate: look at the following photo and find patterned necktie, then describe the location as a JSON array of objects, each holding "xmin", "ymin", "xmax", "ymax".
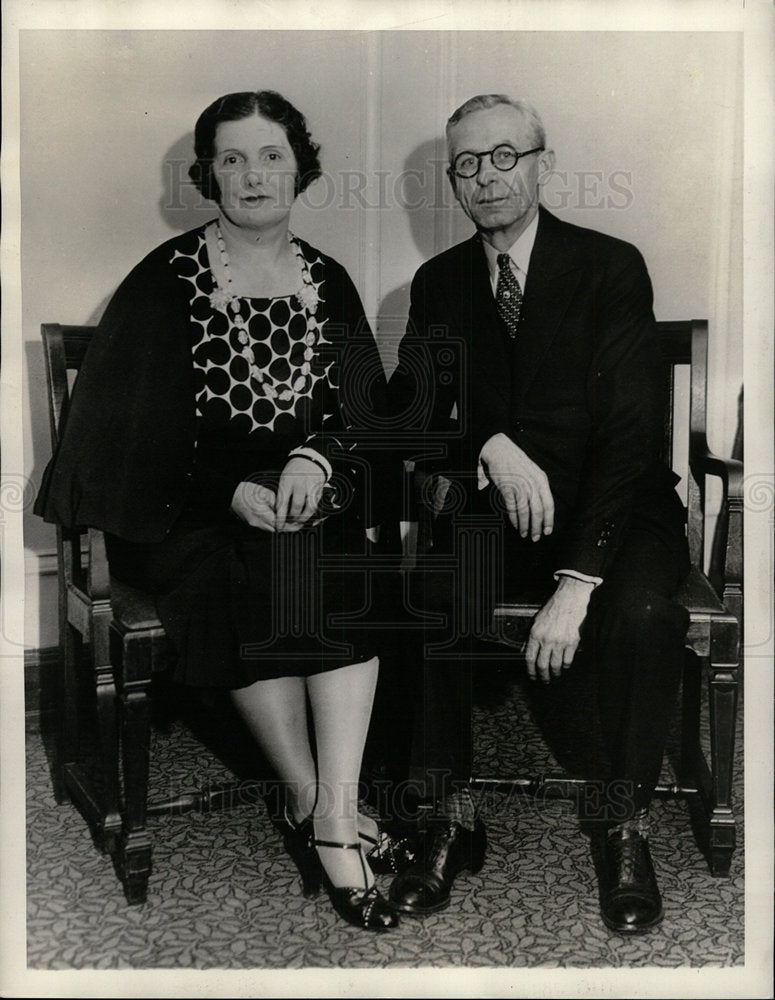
[{"xmin": 495, "ymin": 253, "xmax": 523, "ymax": 339}]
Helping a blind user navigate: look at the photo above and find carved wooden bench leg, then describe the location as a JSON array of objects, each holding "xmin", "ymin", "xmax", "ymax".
[
  {"xmin": 679, "ymin": 648, "xmax": 703, "ymax": 788},
  {"xmin": 706, "ymin": 614, "xmax": 739, "ymax": 877},
  {"xmin": 55, "ymin": 620, "xmax": 80, "ymax": 805},
  {"xmin": 111, "ymin": 622, "xmax": 155, "ymax": 905},
  {"xmin": 90, "ymin": 602, "xmax": 122, "ymax": 855},
  {"xmin": 120, "ymin": 679, "xmax": 153, "ymax": 905},
  {"xmin": 57, "ymin": 597, "xmax": 122, "ymax": 856}
]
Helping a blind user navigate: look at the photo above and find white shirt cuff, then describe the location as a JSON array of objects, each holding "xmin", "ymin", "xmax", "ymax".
[
  {"xmin": 554, "ymin": 569, "xmax": 603, "ymax": 587},
  {"xmin": 287, "ymin": 447, "xmax": 333, "ymax": 482}
]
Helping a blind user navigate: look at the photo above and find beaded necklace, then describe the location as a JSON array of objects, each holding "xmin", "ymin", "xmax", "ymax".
[{"xmin": 206, "ymin": 221, "xmax": 320, "ymax": 402}]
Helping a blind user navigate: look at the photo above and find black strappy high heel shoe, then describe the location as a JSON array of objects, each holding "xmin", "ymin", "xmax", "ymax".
[
  {"xmin": 359, "ymin": 823, "xmax": 419, "ymax": 876},
  {"xmin": 314, "ymin": 838, "xmax": 399, "ymax": 930},
  {"xmin": 279, "ymin": 811, "xmax": 322, "ymax": 898}
]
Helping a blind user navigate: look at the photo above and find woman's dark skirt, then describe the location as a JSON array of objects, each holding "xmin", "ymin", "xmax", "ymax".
[{"xmin": 106, "ymin": 509, "xmax": 382, "ymax": 689}]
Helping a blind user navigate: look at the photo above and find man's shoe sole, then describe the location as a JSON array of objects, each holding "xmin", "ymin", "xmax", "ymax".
[
  {"xmin": 601, "ymin": 906, "xmax": 664, "ymax": 935},
  {"xmin": 388, "ymin": 894, "xmax": 452, "ymax": 915}
]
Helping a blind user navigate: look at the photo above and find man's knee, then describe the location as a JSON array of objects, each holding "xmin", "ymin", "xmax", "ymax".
[{"xmin": 592, "ymin": 582, "xmax": 689, "ymax": 640}]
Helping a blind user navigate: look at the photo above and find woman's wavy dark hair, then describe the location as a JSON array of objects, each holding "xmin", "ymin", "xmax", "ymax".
[{"xmin": 188, "ymin": 90, "xmax": 322, "ymax": 201}]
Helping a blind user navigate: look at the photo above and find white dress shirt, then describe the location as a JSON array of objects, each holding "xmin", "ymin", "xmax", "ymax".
[{"xmin": 481, "ymin": 209, "xmax": 539, "ymax": 296}]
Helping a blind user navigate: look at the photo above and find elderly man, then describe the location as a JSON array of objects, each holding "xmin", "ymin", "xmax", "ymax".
[{"xmin": 386, "ymin": 94, "xmax": 690, "ymax": 933}]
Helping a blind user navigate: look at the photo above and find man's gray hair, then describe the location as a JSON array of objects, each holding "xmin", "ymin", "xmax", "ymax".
[{"xmin": 446, "ymin": 94, "xmax": 546, "ymax": 149}]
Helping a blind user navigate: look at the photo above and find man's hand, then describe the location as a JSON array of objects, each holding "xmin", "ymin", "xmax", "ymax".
[
  {"xmin": 525, "ymin": 575, "xmax": 594, "ymax": 683},
  {"xmin": 479, "ymin": 433, "xmax": 554, "ymax": 540},
  {"xmin": 274, "ymin": 456, "xmax": 327, "ymax": 532},
  {"xmin": 230, "ymin": 482, "xmax": 278, "ymax": 532}
]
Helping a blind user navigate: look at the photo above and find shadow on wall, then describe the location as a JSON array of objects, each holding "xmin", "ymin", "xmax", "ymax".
[
  {"xmin": 376, "ymin": 135, "xmax": 461, "ymax": 377},
  {"xmin": 403, "ymin": 135, "xmax": 456, "ymax": 262},
  {"xmin": 158, "ymin": 131, "xmax": 216, "ymax": 234}
]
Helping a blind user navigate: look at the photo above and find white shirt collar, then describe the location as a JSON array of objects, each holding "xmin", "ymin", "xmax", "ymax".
[{"xmin": 482, "ymin": 209, "xmax": 540, "ymax": 292}]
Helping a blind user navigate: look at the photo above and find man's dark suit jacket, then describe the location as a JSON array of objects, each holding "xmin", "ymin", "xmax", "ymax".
[{"xmin": 389, "ymin": 205, "xmax": 681, "ymax": 580}]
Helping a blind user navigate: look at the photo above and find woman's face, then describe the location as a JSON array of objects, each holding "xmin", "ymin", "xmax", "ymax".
[{"xmin": 212, "ymin": 113, "xmax": 298, "ymax": 232}]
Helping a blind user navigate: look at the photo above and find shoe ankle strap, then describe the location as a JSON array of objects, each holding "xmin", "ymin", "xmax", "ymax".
[{"xmin": 314, "ymin": 838, "xmax": 361, "ymax": 851}]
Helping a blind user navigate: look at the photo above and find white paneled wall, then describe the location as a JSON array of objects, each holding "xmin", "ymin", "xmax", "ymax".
[{"xmin": 20, "ymin": 30, "xmax": 742, "ymax": 647}]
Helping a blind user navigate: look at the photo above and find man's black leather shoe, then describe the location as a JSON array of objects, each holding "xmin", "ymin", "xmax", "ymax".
[
  {"xmin": 598, "ymin": 826, "xmax": 663, "ymax": 934},
  {"xmin": 388, "ymin": 818, "xmax": 487, "ymax": 914}
]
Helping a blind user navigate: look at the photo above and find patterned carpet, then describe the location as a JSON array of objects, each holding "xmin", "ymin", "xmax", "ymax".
[{"xmin": 25, "ymin": 659, "xmax": 744, "ymax": 972}]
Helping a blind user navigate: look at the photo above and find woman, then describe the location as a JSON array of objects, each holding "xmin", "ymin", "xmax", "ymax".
[{"xmin": 35, "ymin": 90, "xmax": 411, "ymax": 930}]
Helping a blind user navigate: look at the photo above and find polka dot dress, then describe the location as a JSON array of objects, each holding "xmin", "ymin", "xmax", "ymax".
[{"xmin": 170, "ymin": 229, "xmax": 333, "ymax": 440}]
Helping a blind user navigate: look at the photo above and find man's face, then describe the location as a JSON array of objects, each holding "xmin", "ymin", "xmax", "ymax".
[{"xmin": 447, "ymin": 104, "xmax": 553, "ymax": 245}]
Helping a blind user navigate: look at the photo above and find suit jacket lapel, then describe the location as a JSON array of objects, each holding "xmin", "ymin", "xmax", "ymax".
[{"xmin": 514, "ymin": 207, "xmax": 585, "ymax": 400}]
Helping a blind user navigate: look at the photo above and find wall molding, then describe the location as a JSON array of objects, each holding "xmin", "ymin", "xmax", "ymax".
[
  {"xmin": 26, "ymin": 549, "xmax": 59, "ymax": 577},
  {"xmin": 25, "ymin": 645, "xmax": 60, "ymax": 730},
  {"xmin": 25, "ymin": 549, "xmax": 62, "ymax": 650}
]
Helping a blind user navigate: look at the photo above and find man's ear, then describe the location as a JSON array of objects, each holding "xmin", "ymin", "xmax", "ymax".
[{"xmin": 537, "ymin": 147, "xmax": 556, "ymax": 185}]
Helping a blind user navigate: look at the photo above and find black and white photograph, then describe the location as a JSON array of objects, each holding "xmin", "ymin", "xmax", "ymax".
[{"xmin": 1, "ymin": 1, "xmax": 772, "ymax": 996}]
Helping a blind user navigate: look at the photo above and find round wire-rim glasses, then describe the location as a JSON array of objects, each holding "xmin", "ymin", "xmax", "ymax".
[{"xmin": 450, "ymin": 144, "xmax": 544, "ymax": 179}]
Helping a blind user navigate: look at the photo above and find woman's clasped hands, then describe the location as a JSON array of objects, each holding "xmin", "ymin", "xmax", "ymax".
[{"xmin": 231, "ymin": 456, "xmax": 327, "ymax": 532}]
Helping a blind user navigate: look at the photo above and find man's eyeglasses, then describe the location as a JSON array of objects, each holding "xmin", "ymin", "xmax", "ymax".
[{"xmin": 449, "ymin": 144, "xmax": 544, "ymax": 179}]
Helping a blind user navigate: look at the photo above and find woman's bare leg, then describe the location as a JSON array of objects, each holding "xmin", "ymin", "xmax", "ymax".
[
  {"xmin": 230, "ymin": 675, "xmax": 317, "ymax": 822},
  {"xmin": 307, "ymin": 656, "xmax": 379, "ymax": 887}
]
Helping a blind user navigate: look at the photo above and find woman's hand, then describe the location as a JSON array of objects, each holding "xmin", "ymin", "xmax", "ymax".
[
  {"xmin": 275, "ymin": 456, "xmax": 327, "ymax": 532},
  {"xmin": 230, "ymin": 482, "xmax": 278, "ymax": 532}
]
